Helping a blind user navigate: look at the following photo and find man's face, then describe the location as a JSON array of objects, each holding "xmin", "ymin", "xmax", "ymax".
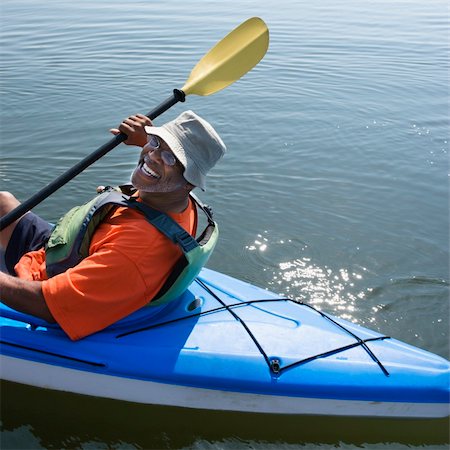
[{"xmin": 131, "ymin": 135, "xmax": 187, "ymax": 193}]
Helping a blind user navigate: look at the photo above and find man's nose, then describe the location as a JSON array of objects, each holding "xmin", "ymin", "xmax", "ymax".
[{"xmin": 145, "ymin": 147, "xmax": 162, "ymax": 163}]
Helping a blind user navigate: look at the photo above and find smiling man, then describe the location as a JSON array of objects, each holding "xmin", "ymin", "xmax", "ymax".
[{"xmin": 0, "ymin": 111, "xmax": 226, "ymax": 340}]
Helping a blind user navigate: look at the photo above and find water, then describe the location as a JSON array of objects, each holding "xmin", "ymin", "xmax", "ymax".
[{"xmin": 0, "ymin": 0, "xmax": 449, "ymax": 448}]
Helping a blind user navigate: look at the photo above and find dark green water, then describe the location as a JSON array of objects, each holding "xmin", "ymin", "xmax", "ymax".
[{"xmin": 1, "ymin": 0, "xmax": 448, "ymax": 448}]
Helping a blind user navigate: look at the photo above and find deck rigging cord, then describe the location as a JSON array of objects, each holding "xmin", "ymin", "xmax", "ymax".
[{"xmin": 116, "ymin": 277, "xmax": 391, "ymax": 377}]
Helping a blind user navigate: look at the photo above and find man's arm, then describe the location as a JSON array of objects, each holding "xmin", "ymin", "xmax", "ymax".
[{"xmin": 0, "ymin": 272, "xmax": 56, "ymax": 322}]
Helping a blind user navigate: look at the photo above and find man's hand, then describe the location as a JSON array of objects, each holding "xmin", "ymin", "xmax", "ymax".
[
  {"xmin": 110, "ymin": 114, "xmax": 152, "ymax": 147},
  {"xmin": 0, "ymin": 272, "xmax": 55, "ymax": 323}
]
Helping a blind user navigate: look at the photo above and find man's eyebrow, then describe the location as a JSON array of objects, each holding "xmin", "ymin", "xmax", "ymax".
[{"xmin": 158, "ymin": 138, "xmax": 172, "ymax": 152}]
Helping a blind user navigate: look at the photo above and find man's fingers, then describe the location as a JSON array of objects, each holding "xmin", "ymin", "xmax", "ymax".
[
  {"xmin": 110, "ymin": 114, "xmax": 151, "ymax": 146},
  {"xmin": 123, "ymin": 118, "xmax": 138, "ymax": 127},
  {"xmin": 112, "ymin": 114, "xmax": 151, "ymax": 134},
  {"xmin": 135, "ymin": 114, "xmax": 152, "ymax": 125},
  {"xmin": 118, "ymin": 123, "xmax": 135, "ymax": 134}
]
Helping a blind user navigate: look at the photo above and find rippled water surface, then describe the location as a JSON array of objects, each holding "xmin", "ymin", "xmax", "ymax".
[{"xmin": 1, "ymin": 0, "xmax": 449, "ymax": 448}]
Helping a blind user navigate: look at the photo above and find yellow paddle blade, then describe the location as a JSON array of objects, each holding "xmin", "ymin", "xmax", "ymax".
[{"xmin": 181, "ymin": 17, "xmax": 269, "ymax": 96}]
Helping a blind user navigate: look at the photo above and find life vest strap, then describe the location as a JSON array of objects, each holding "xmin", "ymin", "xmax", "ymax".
[{"xmin": 125, "ymin": 197, "xmax": 199, "ymax": 253}]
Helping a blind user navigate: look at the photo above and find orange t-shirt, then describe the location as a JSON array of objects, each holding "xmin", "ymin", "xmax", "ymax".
[{"xmin": 14, "ymin": 199, "xmax": 197, "ymax": 341}]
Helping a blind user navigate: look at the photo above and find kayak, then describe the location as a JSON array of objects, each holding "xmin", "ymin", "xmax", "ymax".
[{"xmin": 0, "ymin": 267, "xmax": 449, "ymax": 418}]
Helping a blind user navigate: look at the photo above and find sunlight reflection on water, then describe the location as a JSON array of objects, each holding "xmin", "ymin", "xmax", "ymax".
[{"xmin": 244, "ymin": 232, "xmax": 373, "ymax": 323}]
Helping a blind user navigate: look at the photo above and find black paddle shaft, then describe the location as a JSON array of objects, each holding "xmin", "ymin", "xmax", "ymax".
[{"xmin": 0, "ymin": 89, "xmax": 186, "ymax": 231}]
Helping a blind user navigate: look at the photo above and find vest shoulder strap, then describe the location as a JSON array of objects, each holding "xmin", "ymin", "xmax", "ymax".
[
  {"xmin": 101, "ymin": 185, "xmax": 211, "ymax": 253},
  {"xmin": 125, "ymin": 197, "xmax": 198, "ymax": 253}
]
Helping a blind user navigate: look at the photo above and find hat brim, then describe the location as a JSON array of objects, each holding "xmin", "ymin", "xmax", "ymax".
[{"xmin": 144, "ymin": 125, "xmax": 206, "ymax": 190}]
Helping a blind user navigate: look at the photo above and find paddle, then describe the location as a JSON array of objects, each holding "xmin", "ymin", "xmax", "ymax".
[{"xmin": 0, "ymin": 17, "xmax": 269, "ymax": 231}]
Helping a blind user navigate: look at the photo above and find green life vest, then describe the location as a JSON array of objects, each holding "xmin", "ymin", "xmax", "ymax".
[{"xmin": 44, "ymin": 187, "xmax": 218, "ymax": 307}]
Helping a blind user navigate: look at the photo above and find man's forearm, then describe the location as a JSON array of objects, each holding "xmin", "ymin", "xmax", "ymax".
[{"xmin": 0, "ymin": 272, "xmax": 55, "ymax": 322}]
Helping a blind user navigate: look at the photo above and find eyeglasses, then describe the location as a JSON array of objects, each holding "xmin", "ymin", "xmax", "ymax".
[{"xmin": 147, "ymin": 135, "xmax": 177, "ymax": 166}]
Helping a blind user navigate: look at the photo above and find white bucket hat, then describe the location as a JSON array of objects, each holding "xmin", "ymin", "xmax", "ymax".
[{"xmin": 144, "ymin": 110, "xmax": 226, "ymax": 190}]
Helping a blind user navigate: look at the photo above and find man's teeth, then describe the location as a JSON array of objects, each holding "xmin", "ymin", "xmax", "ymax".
[{"xmin": 142, "ymin": 163, "xmax": 160, "ymax": 179}]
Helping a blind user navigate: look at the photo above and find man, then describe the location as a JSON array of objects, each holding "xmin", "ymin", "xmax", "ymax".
[{"xmin": 0, "ymin": 110, "xmax": 226, "ymax": 340}]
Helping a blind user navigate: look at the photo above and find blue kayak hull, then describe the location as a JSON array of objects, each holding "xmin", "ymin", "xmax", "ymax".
[{"xmin": 1, "ymin": 268, "xmax": 449, "ymax": 418}]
